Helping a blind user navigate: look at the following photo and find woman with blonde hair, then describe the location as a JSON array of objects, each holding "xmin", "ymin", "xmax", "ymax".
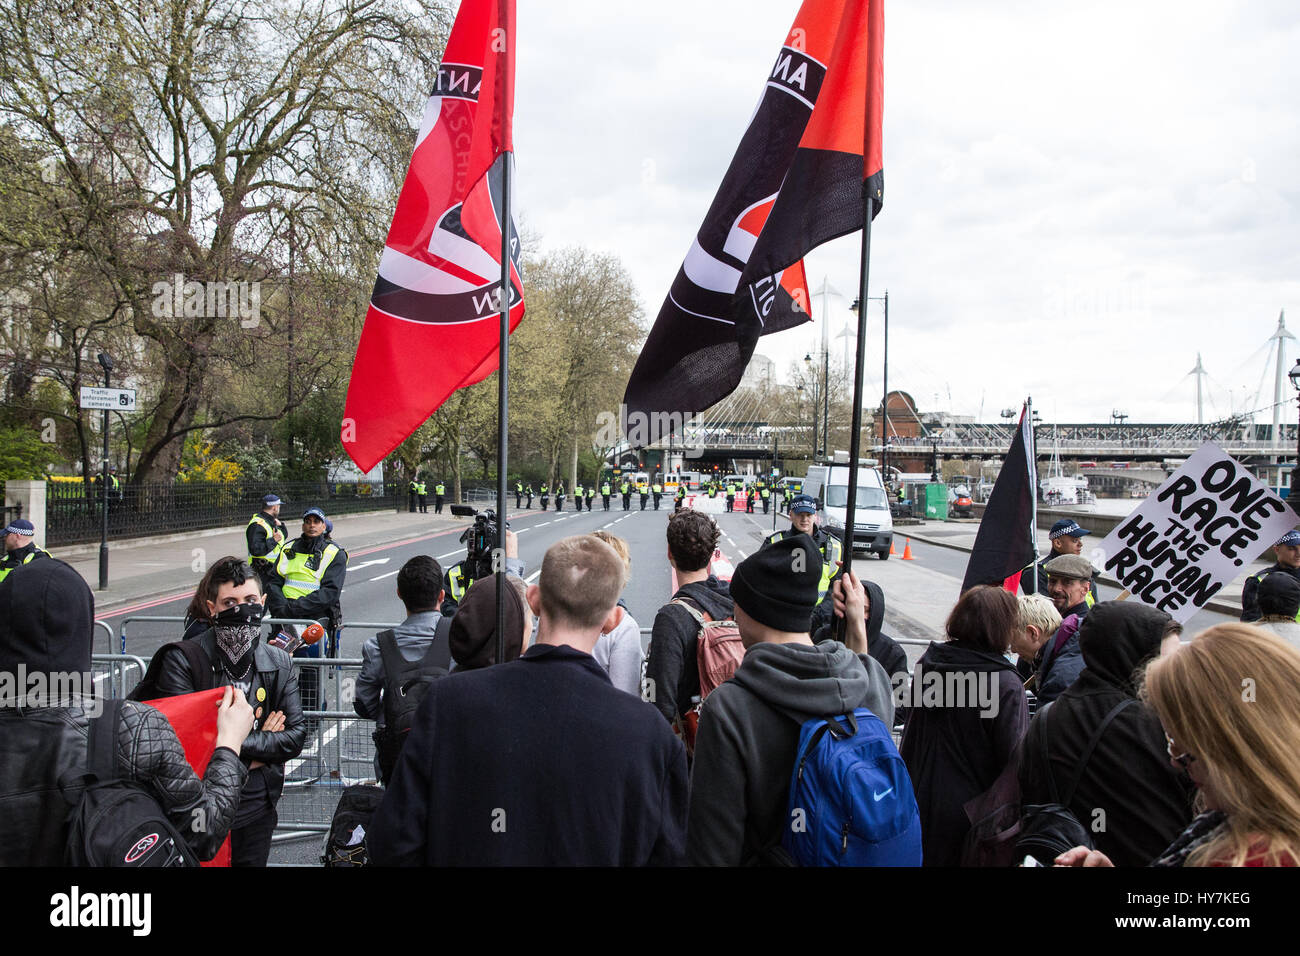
[
  {"xmin": 590, "ymin": 531, "xmax": 645, "ymax": 697},
  {"xmin": 1057, "ymin": 623, "xmax": 1300, "ymax": 867}
]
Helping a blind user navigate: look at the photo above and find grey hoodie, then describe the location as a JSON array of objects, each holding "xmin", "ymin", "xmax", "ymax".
[{"xmin": 686, "ymin": 640, "xmax": 895, "ymax": 866}]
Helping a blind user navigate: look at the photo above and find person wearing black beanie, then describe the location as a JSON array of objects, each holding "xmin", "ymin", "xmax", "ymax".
[
  {"xmin": 687, "ymin": 538, "xmax": 897, "ymax": 865},
  {"xmin": 1256, "ymin": 571, "xmax": 1300, "ymax": 651},
  {"xmin": 0, "ymin": 558, "xmax": 254, "ymax": 865}
]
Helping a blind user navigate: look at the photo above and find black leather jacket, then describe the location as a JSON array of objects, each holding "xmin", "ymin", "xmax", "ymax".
[
  {"xmin": 152, "ymin": 629, "xmax": 307, "ymax": 801},
  {"xmin": 0, "ymin": 697, "xmax": 248, "ymax": 866}
]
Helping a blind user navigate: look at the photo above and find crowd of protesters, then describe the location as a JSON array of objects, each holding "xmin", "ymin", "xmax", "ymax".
[{"xmin": 3, "ymin": 502, "xmax": 1300, "ymax": 868}]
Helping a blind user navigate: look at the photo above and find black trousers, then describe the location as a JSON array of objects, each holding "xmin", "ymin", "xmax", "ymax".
[
  {"xmin": 230, "ymin": 805, "xmax": 278, "ymax": 867},
  {"xmin": 408, "ymin": 494, "xmax": 416, "ymax": 512},
  {"xmin": 418, "ymin": 495, "xmax": 427, "ymax": 513},
  {"xmin": 603, "ymin": 495, "xmax": 610, "ymax": 510},
  {"xmin": 435, "ymin": 495, "xmax": 444, "ymax": 513}
]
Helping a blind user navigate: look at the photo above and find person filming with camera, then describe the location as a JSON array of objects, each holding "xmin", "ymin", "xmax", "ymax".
[{"xmin": 440, "ymin": 507, "xmax": 526, "ymax": 616}]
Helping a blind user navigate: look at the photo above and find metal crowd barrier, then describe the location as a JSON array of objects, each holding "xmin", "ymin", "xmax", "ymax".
[
  {"xmin": 90, "ymin": 653, "xmax": 148, "ymax": 700},
  {"xmin": 94, "ymin": 619, "xmax": 117, "ymax": 656}
]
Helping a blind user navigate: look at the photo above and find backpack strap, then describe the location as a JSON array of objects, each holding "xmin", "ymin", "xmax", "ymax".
[
  {"xmin": 88, "ymin": 697, "xmax": 124, "ymax": 783},
  {"xmin": 423, "ymin": 616, "xmax": 453, "ymax": 671},
  {"xmin": 180, "ymin": 637, "xmax": 218, "ymax": 692},
  {"xmin": 375, "ymin": 629, "xmax": 403, "ymax": 690},
  {"xmin": 670, "ymin": 597, "xmax": 712, "ymax": 626},
  {"xmin": 1038, "ymin": 698, "xmax": 1135, "ymax": 806}
]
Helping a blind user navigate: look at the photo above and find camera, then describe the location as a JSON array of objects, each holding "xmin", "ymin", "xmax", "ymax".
[{"xmin": 450, "ymin": 504, "xmax": 508, "ymax": 581}]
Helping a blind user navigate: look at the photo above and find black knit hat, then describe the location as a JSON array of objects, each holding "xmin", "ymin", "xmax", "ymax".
[
  {"xmin": 730, "ymin": 535, "xmax": 822, "ymax": 633},
  {"xmin": 1258, "ymin": 571, "xmax": 1300, "ymax": 618},
  {"xmin": 0, "ymin": 557, "xmax": 95, "ymax": 676}
]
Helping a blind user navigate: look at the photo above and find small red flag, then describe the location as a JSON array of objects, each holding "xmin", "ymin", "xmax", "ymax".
[
  {"xmin": 343, "ymin": 0, "xmax": 521, "ymax": 472},
  {"xmin": 146, "ymin": 687, "xmax": 231, "ymax": 867}
]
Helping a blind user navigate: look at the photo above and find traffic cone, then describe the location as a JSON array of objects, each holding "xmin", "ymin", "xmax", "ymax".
[
  {"xmin": 889, "ymin": 538, "xmax": 898, "ymax": 556},
  {"xmin": 902, "ymin": 538, "xmax": 915, "ymax": 560}
]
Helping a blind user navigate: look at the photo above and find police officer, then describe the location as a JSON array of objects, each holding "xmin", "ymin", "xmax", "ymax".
[
  {"xmin": 417, "ymin": 478, "xmax": 428, "ymax": 514},
  {"xmin": 267, "ymin": 507, "xmax": 349, "ymax": 719},
  {"xmin": 600, "ymin": 479, "xmax": 611, "ymax": 511},
  {"xmin": 574, "ymin": 481, "xmax": 584, "ymax": 512},
  {"xmin": 246, "ymin": 494, "xmax": 288, "ymax": 585},
  {"xmin": 586, "ymin": 484, "xmax": 596, "ymax": 511},
  {"xmin": 1241, "ymin": 529, "xmax": 1300, "ymax": 623},
  {"xmin": 434, "ymin": 480, "xmax": 446, "ymax": 514},
  {"xmin": 620, "ymin": 479, "xmax": 631, "ymax": 510},
  {"xmin": 760, "ymin": 481, "xmax": 771, "ymax": 514},
  {"xmin": 762, "ymin": 494, "xmax": 843, "ymax": 604},
  {"xmin": 515, "ymin": 479, "xmax": 523, "ymax": 509},
  {"xmin": 525, "ymin": 483, "xmax": 535, "ymax": 509},
  {"xmin": 746, "ymin": 487, "xmax": 756, "ymax": 513},
  {"xmin": 725, "ymin": 481, "xmax": 735, "ymax": 512},
  {"xmin": 1021, "ymin": 519, "xmax": 1098, "ymax": 604},
  {"xmin": 555, "ymin": 481, "xmax": 565, "ymax": 512},
  {"xmin": 674, "ymin": 483, "xmax": 686, "ymax": 512},
  {"xmin": 638, "ymin": 481, "xmax": 648, "ymax": 511},
  {"xmin": 0, "ymin": 519, "xmax": 52, "ymax": 583},
  {"xmin": 540, "ymin": 482, "xmax": 549, "ymax": 510},
  {"xmin": 652, "ymin": 479, "xmax": 662, "ymax": 510},
  {"xmin": 407, "ymin": 477, "xmax": 418, "ymax": 513}
]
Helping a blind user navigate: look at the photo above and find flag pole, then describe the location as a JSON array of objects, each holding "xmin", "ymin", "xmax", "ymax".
[
  {"xmin": 495, "ymin": 150, "xmax": 511, "ymax": 668},
  {"xmin": 836, "ymin": 0, "xmax": 884, "ymax": 639},
  {"xmin": 1027, "ymin": 396, "xmax": 1038, "ymax": 595}
]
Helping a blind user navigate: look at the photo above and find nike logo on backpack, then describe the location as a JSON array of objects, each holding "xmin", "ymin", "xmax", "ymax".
[{"xmin": 873, "ymin": 787, "xmax": 893, "ymax": 802}]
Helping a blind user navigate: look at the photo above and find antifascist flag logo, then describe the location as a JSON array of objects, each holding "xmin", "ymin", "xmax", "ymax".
[
  {"xmin": 624, "ymin": 0, "xmax": 883, "ymax": 427},
  {"xmin": 343, "ymin": 0, "xmax": 520, "ymax": 473}
]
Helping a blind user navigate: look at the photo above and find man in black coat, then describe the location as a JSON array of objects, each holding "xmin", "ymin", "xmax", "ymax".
[
  {"xmin": 368, "ymin": 534, "xmax": 688, "ymax": 865},
  {"xmin": 1017, "ymin": 601, "xmax": 1195, "ymax": 866},
  {"xmin": 645, "ymin": 510, "xmax": 733, "ymax": 730}
]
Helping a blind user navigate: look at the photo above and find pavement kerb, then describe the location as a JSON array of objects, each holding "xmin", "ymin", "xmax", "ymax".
[
  {"xmin": 901, "ymin": 525, "xmax": 1244, "ymax": 619},
  {"xmin": 86, "ymin": 512, "xmax": 475, "ymax": 615},
  {"xmin": 55, "ymin": 504, "xmax": 401, "ymax": 559}
]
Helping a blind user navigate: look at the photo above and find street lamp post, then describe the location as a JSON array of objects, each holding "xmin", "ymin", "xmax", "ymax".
[
  {"xmin": 96, "ymin": 351, "xmax": 113, "ymax": 590},
  {"xmin": 850, "ymin": 291, "xmax": 889, "ymax": 476},
  {"xmin": 804, "ymin": 353, "xmax": 820, "ymax": 460}
]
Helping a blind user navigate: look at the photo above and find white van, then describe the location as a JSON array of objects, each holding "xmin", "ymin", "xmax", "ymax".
[{"xmin": 803, "ymin": 460, "xmax": 894, "ymax": 559}]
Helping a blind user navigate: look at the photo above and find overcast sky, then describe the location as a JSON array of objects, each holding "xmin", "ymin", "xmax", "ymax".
[{"xmin": 509, "ymin": 0, "xmax": 1299, "ymax": 426}]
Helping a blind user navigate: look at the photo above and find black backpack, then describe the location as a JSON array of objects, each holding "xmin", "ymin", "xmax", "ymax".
[
  {"xmin": 372, "ymin": 620, "xmax": 451, "ymax": 785},
  {"xmin": 322, "ymin": 784, "xmax": 387, "ymax": 866},
  {"xmin": 59, "ymin": 698, "xmax": 199, "ymax": 867},
  {"xmin": 1017, "ymin": 698, "xmax": 1135, "ymax": 864},
  {"xmin": 962, "ymin": 698, "xmax": 1133, "ymax": 866}
]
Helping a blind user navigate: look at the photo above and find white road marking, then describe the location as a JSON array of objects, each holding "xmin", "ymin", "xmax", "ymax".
[
  {"xmin": 437, "ymin": 551, "xmax": 459, "ymax": 560},
  {"xmin": 602, "ymin": 522, "xmax": 614, "ymax": 529},
  {"xmin": 368, "ymin": 570, "xmax": 400, "ymax": 582},
  {"xmin": 525, "ymin": 569, "xmax": 541, "ymax": 584}
]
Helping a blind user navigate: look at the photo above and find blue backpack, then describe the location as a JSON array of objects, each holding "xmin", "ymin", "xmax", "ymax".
[{"xmin": 782, "ymin": 707, "xmax": 923, "ymax": 866}]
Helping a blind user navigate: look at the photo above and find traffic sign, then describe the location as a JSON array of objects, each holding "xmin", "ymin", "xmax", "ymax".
[{"xmin": 79, "ymin": 387, "xmax": 137, "ymax": 411}]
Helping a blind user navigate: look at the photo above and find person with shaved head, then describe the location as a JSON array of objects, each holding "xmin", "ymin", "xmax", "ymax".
[{"xmin": 369, "ymin": 535, "xmax": 688, "ymax": 866}]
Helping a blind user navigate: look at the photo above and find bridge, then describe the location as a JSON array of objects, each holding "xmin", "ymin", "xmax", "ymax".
[{"xmin": 626, "ymin": 418, "xmax": 1299, "ymax": 472}]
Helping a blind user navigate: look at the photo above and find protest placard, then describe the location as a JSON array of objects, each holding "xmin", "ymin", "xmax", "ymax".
[{"xmin": 1089, "ymin": 443, "xmax": 1297, "ymax": 624}]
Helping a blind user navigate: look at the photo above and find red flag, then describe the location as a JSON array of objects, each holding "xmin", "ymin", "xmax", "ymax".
[
  {"xmin": 624, "ymin": 0, "xmax": 883, "ymax": 425},
  {"xmin": 343, "ymin": 0, "xmax": 522, "ymax": 472},
  {"xmin": 146, "ymin": 688, "xmax": 231, "ymax": 867},
  {"xmin": 962, "ymin": 405, "xmax": 1039, "ymax": 594}
]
